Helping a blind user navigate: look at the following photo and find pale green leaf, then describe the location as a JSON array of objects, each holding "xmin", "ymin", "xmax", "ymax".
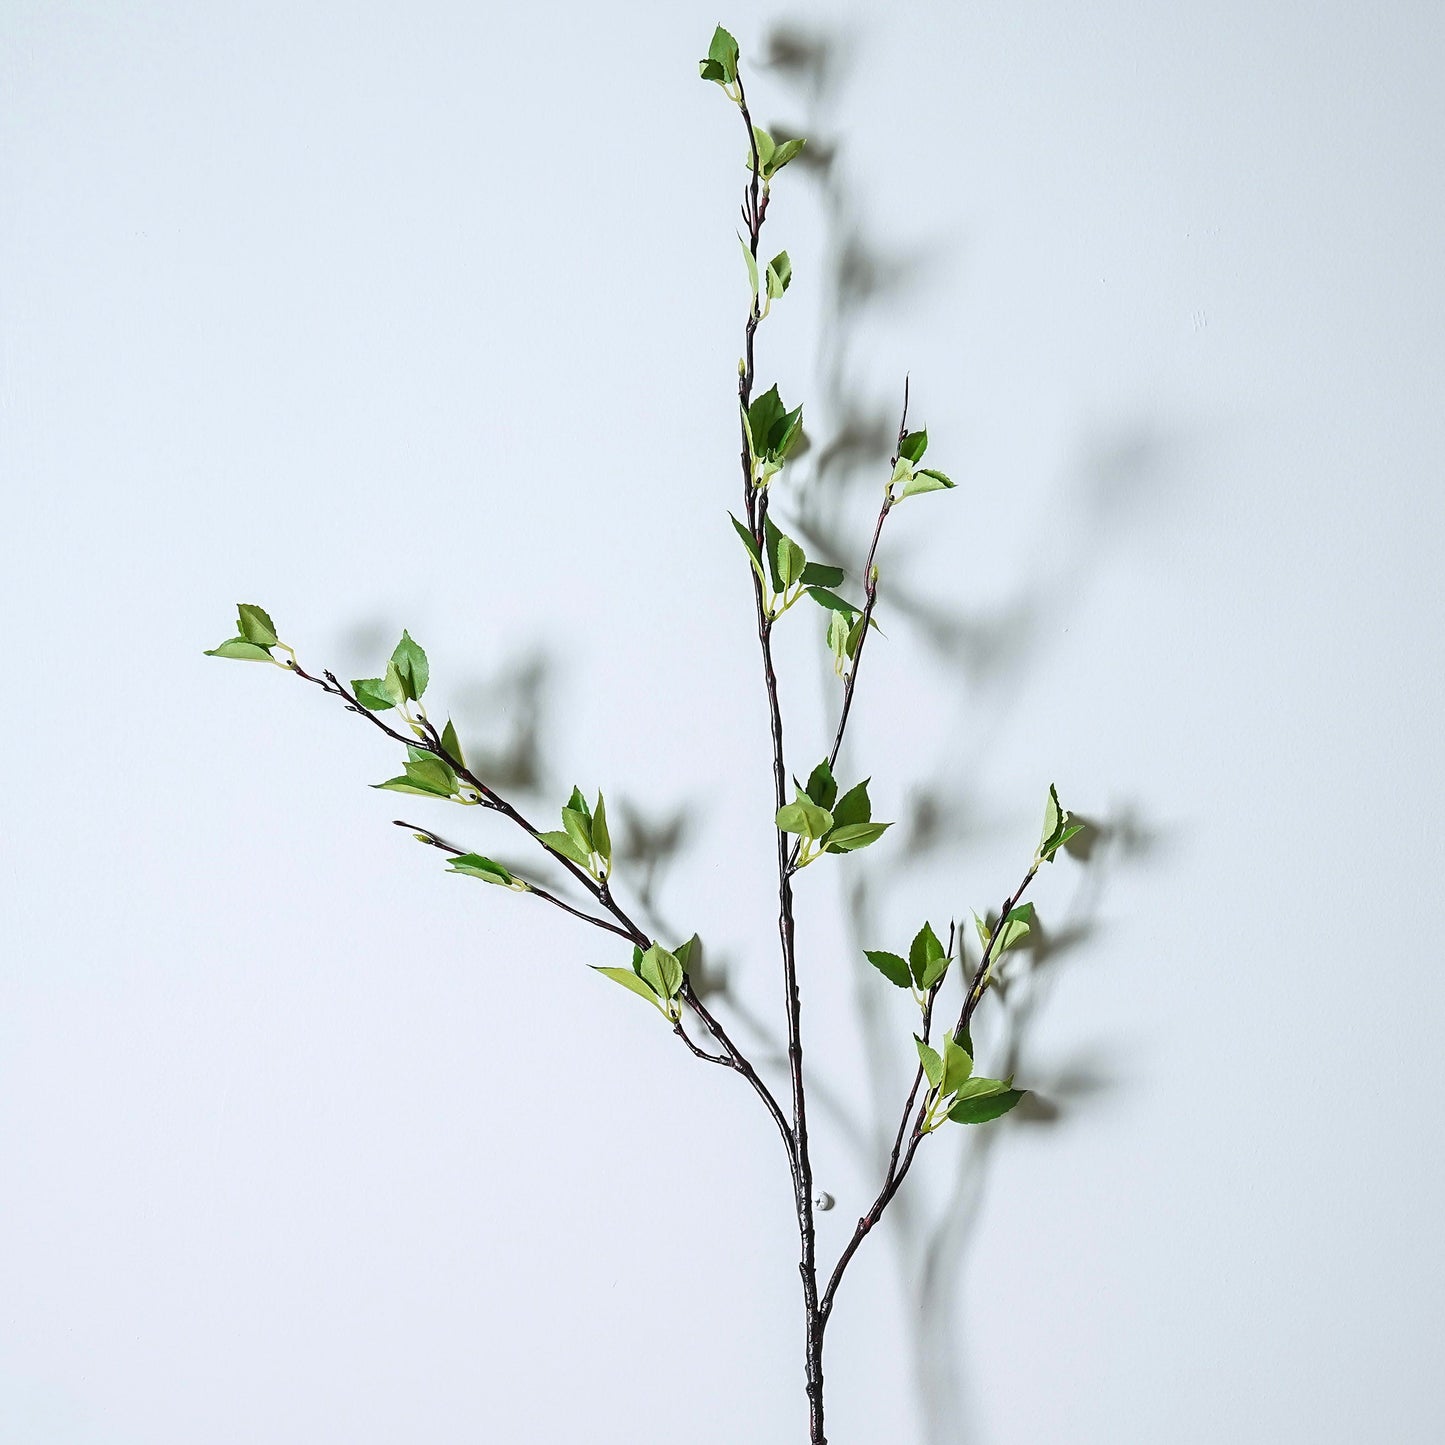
[
  {"xmin": 941, "ymin": 1034, "xmax": 975, "ymax": 1095},
  {"xmin": 594, "ymin": 965, "xmax": 665, "ymax": 1010},
  {"xmin": 447, "ymin": 853, "xmax": 515, "ymax": 886},
  {"xmin": 592, "ymin": 793, "xmax": 612, "ymax": 868},
  {"xmin": 205, "ymin": 638, "xmax": 273, "ymax": 661},
  {"xmin": 538, "ymin": 830, "xmax": 592, "ymax": 868},
  {"xmin": 915, "ymin": 1037, "xmax": 944, "ymax": 1089},
  {"xmin": 948, "ymin": 1088, "xmax": 1025, "ymax": 1124},
  {"xmin": 236, "ymin": 604, "xmax": 278, "ymax": 647},
  {"xmin": 822, "ymin": 821, "xmax": 890, "ymax": 853}
]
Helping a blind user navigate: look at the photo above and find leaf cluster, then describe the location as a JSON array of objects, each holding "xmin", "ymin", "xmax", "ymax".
[
  {"xmin": 865, "ymin": 920, "xmax": 951, "ymax": 1000},
  {"xmin": 914, "ymin": 1030, "xmax": 1024, "ymax": 1129},
  {"xmin": 538, "ymin": 787, "xmax": 613, "ymax": 879},
  {"xmin": 594, "ymin": 936, "xmax": 698, "ymax": 1023},
  {"xmin": 776, "ymin": 757, "xmax": 890, "ymax": 866},
  {"xmin": 205, "ymin": 603, "xmax": 284, "ymax": 663},
  {"xmin": 886, "ymin": 429, "xmax": 954, "ymax": 505}
]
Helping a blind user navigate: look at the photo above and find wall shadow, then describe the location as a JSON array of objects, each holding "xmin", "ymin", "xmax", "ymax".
[{"xmin": 761, "ymin": 19, "xmax": 1169, "ymax": 1443}]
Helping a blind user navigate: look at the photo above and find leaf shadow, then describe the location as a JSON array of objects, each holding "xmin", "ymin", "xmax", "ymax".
[{"xmin": 759, "ymin": 17, "xmax": 1177, "ymax": 1442}]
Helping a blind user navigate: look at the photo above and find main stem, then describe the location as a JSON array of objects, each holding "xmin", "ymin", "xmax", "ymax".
[{"xmin": 734, "ymin": 77, "xmax": 826, "ymax": 1444}]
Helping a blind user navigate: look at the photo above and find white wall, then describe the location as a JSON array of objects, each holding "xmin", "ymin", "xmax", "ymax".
[{"xmin": 4, "ymin": 2, "xmax": 1443, "ymax": 1441}]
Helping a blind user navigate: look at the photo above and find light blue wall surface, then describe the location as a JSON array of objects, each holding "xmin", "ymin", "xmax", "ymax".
[{"xmin": 3, "ymin": 3, "xmax": 1443, "ymax": 1441}]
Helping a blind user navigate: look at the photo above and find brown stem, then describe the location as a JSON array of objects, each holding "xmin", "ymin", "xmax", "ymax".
[{"xmin": 733, "ymin": 71, "xmax": 826, "ymax": 1445}]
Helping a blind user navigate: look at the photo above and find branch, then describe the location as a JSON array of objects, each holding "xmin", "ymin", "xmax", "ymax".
[{"xmin": 285, "ymin": 657, "xmax": 796, "ymax": 1149}]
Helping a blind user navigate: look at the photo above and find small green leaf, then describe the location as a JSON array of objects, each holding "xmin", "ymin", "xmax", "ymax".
[
  {"xmin": 915, "ymin": 1037, "xmax": 944, "ymax": 1089},
  {"xmin": 389, "ymin": 630, "xmax": 429, "ymax": 700},
  {"xmin": 898, "ymin": 430, "xmax": 928, "ymax": 464},
  {"xmin": 948, "ymin": 1088, "xmax": 1025, "ymax": 1125},
  {"xmin": 799, "ymin": 561, "xmax": 844, "ymax": 588},
  {"xmin": 373, "ymin": 775, "xmax": 448, "ymax": 797},
  {"xmin": 830, "ymin": 779, "xmax": 871, "ymax": 828},
  {"xmin": 806, "ymin": 587, "xmax": 859, "ymax": 616},
  {"xmin": 748, "ymin": 386, "xmax": 786, "ymax": 460},
  {"xmin": 763, "ymin": 515, "xmax": 807, "ymax": 591},
  {"xmin": 765, "ymin": 250, "xmax": 792, "ymax": 300},
  {"xmin": 919, "ymin": 943, "xmax": 950, "ymax": 990},
  {"xmin": 402, "ymin": 756, "xmax": 456, "ymax": 796},
  {"xmin": 803, "ymin": 759, "xmax": 837, "ymax": 811},
  {"xmin": 447, "ymin": 853, "xmax": 516, "ymax": 886},
  {"xmin": 673, "ymin": 933, "xmax": 700, "ymax": 976},
  {"xmin": 941, "ymin": 1034, "xmax": 975, "ymax": 1095},
  {"xmin": 996, "ymin": 901, "xmax": 1034, "ymax": 952},
  {"xmin": 594, "ymin": 965, "xmax": 666, "ymax": 1011},
  {"xmin": 352, "ymin": 674, "xmax": 401, "ymax": 711},
  {"xmin": 909, "ymin": 922, "xmax": 946, "ymax": 988},
  {"xmin": 729, "ymin": 513, "xmax": 767, "ymax": 585},
  {"xmin": 951, "ymin": 1074, "xmax": 1012, "ymax": 1103},
  {"xmin": 776, "ymin": 798, "xmax": 833, "ymax": 839},
  {"xmin": 750, "ymin": 125, "xmax": 776, "ymax": 170},
  {"xmin": 822, "ymin": 821, "xmax": 890, "ymax": 853},
  {"xmin": 630, "ymin": 944, "xmax": 646, "ymax": 978},
  {"xmin": 205, "ymin": 638, "xmax": 273, "ymax": 662},
  {"xmin": 899, "ymin": 468, "xmax": 954, "ymax": 499},
  {"xmin": 974, "ymin": 911, "xmax": 992, "ymax": 951},
  {"xmin": 766, "ymin": 136, "xmax": 806, "ymax": 174},
  {"xmin": 699, "ymin": 25, "xmax": 739, "ymax": 85},
  {"xmin": 826, "ymin": 610, "xmax": 850, "ymax": 672},
  {"xmin": 865, "ymin": 949, "xmax": 910, "ymax": 988},
  {"xmin": 592, "ymin": 793, "xmax": 612, "ymax": 868},
  {"xmin": 440, "ymin": 718, "xmax": 464, "ymax": 766},
  {"xmin": 538, "ymin": 829, "xmax": 592, "ymax": 868},
  {"xmin": 562, "ymin": 807, "xmax": 593, "ymax": 855},
  {"xmin": 639, "ymin": 944, "xmax": 684, "ymax": 1000},
  {"xmin": 236, "ymin": 604, "xmax": 278, "ymax": 647},
  {"xmin": 739, "ymin": 234, "xmax": 760, "ymax": 297},
  {"xmin": 1041, "ymin": 784, "xmax": 1063, "ymax": 848}
]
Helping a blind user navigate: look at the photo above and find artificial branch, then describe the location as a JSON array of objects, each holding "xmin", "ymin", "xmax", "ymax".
[{"xmin": 204, "ymin": 27, "xmax": 1087, "ymax": 1445}]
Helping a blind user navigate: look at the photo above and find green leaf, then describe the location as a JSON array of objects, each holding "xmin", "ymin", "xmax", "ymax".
[
  {"xmin": 776, "ymin": 798, "xmax": 833, "ymax": 839},
  {"xmin": 538, "ymin": 829, "xmax": 592, "ymax": 868},
  {"xmin": 639, "ymin": 944, "xmax": 684, "ymax": 1000},
  {"xmin": 729, "ymin": 513, "xmax": 767, "ymax": 585},
  {"xmin": 766, "ymin": 136, "xmax": 806, "ymax": 174},
  {"xmin": 205, "ymin": 638, "xmax": 273, "ymax": 662},
  {"xmin": 673, "ymin": 933, "xmax": 700, "ymax": 976},
  {"xmin": 898, "ymin": 430, "xmax": 928, "ymax": 464},
  {"xmin": 806, "ymin": 587, "xmax": 859, "ymax": 616},
  {"xmin": 826, "ymin": 610, "xmax": 850, "ymax": 672},
  {"xmin": 948, "ymin": 1088, "xmax": 1025, "ymax": 1124},
  {"xmin": 1041, "ymin": 784, "xmax": 1063, "ymax": 849},
  {"xmin": 996, "ymin": 901, "xmax": 1034, "ymax": 952},
  {"xmin": 951, "ymin": 1074, "xmax": 1011, "ymax": 1103},
  {"xmin": 974, "ymin": 910, "xmax": 992, "ymax": 951},
  {"xmin": 592, "ymin": 793, "xmax": 612, "ymax": 868},
  {"xmin": 750, "ymin": 125, "xmax": 776, "ymax": 170},
  {"xmin": 236, "ymin": 604, "xmax": 278, "ymax": 647},
  {"xmin": 830, "ymin": 779, "xmax": 871, "ymax": 828},
  {"xmin": 822, "ymin": 821, "xmax": 890, "ymax": 853},
  {"xmin": 440, "ymin": 718, "xmax": 464, "ymax": 766},
  {"xmin": 899, "ymin": 468, "xmax": 954, "ymax": 499},
  {"xmin": 373, "ymin": 775, "xmax": 448, "ymax": 797},
  {"xmin": 389, "ymin": 631, "xmax": 429, "ymax": 700},
  {"xmin": 865, "ymin": 949, "xmax": 911, "ymax": 988},
  {"xmin": 630, "ymin": 944, "xmax": 646, "ymax": 978},
  {"xmin": 747, "ymin": 386, "xmax": 786, "ymax": 460},
  {"xmin": 918, "ymin": 951, "xmax": 949, "ymax": 990},
  {"xmin": 562, "ymin": 806, "xmax": 594, "ymax": 855},
  {"xmin": 447, "ymin": 853, "xmax": 516, "ymax": 886},
  {"xmin": 739, "ymin": 234, "xmax": 760, "ymax": 297},
  {"xmin": 803, "ymin": 759, "xmax": 837, "ymax": 811},
  {"xmin": 566, "ymin": 786, "xmax": 592, "ymax": 823},
  {"xmin": 763, "ymin": 515, "xmax": 807, "ymax": 591},
  {"xmin": 909, "ymin": 922, "xmax": 946, "ymax": 988},
  {"xmin": 352, "ymin": 673, "xmax": 402, "ymax": 711},
  {"xmin": 799, "ymin": 561, "xmax": 844, "ymax": 588},
  {"xmin": 403, "ymin": 756, "xmax": 456, "ymax": 796},
  {"xmin": 594, "ymin": 965, "xmax": 666, "ymax": 1010},
  {"xmin": 699, "ymin": 24, "xmax": 739, "ymax": 84},
  {"xmin": 845, "ymin": 612, "xmax": 868, "ymax": 661},
  {"xmin": 765, "ymin": 250, "xmax": 792, "ymax": 299},
  {"xmin": 915, "ymin": 1037, "xmax": 944, "ymax": 1089},
  {"xmin": 773, "ymin": 402, "xmax": 804, "ymax": 459},
  {"xmin": 941, "ymin": 1034, "xmax": 975, "ymax": 1095}
]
